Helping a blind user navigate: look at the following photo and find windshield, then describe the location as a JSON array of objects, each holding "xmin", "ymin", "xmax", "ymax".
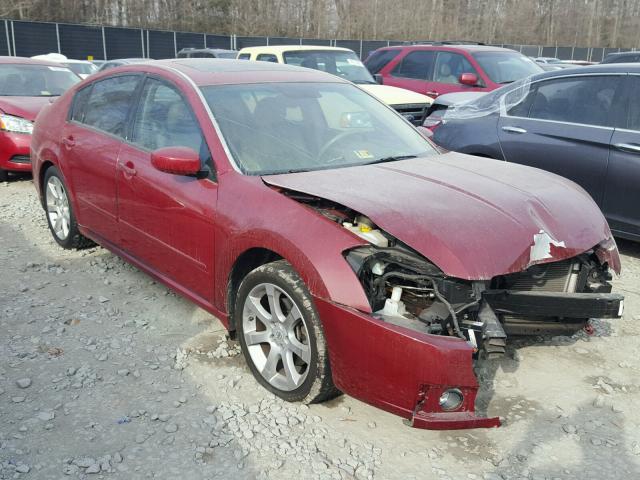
[
  {"xmin": 201, "ymin": 82, "xmax": 435, "ymax": 175},
  {"xmin": 283, "ymin": 50, "xmax": 376, "ymax": 84},
  {"xmin": 64, "ymin": 62, "xmax": 97, "ymax": 76},
  {"xmin": 0, "ymin": 64, "xmax": 80, "ymax": 96},
  {"xmin": 472, "ymin": 51, "xmax": 542, "ymax": 84}
]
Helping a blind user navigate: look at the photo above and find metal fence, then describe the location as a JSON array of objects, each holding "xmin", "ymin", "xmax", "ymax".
[{"xmin": 1, "ymin": 19, "xmax": 637, "ymax": 62}]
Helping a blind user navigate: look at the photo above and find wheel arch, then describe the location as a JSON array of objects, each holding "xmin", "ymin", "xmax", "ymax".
[{"xmin": 226, "ymin": 247, "xmax": 284, "ymax": 334}]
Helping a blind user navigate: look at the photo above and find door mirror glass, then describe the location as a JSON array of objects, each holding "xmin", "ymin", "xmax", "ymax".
[
  {"xmin": 151, "ymin": 146, "xmax": 201, "ymax": 176},
  {"xmin": 459, "ymin": 73, "xmax": 479, "ymax": 86}
]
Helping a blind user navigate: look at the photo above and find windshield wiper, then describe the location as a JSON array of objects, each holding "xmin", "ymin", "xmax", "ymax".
[
  {"xmin": 354, "ymin": 80, "xmax": 378, "ymax": 85},
  {"xmin": 363, "ymin": 155, "xmax": 418, "ymax": 166},
  {"xmin": 499, "ymin": 80, "xmax": 515, "ymax": 84}
]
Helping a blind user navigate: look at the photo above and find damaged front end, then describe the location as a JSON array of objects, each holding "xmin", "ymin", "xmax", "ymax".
[{"xmin": 278, "ymin": 188, "xmax": 624, "ymax": 430}]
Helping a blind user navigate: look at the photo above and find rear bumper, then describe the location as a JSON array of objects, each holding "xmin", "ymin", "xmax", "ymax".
[
  {"xmin": 315, "ymin": 297, "xmax": 500, "ymax": 430},
  {"xmin": 483, "ymin": 290, "xmax": 624, "ymax": 319},
  {"xmin": 0, "ymin": 131, "xmax": 32, "ymax": 172}
]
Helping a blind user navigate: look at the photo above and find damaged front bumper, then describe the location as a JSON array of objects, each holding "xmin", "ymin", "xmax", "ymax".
[{"xmin": 314, "ymin": 297, "xmax": 501, "ymax": 430}]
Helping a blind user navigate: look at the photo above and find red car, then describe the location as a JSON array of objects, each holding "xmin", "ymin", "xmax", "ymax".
[
  {"xmin": 0, "ymin": 56, "xmax": 79, "ymax": 181},
  {"xmin": 365, "ymin": 44, "xmax": 543, "ymax": 98},
  {"xmin": 31, "ymin": 59, "xmax": 623, "ymax": 430}
]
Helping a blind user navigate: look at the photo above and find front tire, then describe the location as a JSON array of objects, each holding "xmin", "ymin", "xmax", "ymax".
[
  {"xmin": 43, "ymin": 166, "xmax": 92, "ymax": 249},
  {"xmin": 0, "ymin": 168, "xmax": 8, "ymax": 182},
  {"xmin": 235, "ymin": 260, "xmax": 340, "ymax": 403}
]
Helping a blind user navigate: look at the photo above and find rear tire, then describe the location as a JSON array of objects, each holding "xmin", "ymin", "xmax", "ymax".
[
  {"xmin": 0, "ymin": 168, "xmax": 8, "ymax": 182},
  {"xmin": 235, "ymin": 260, "xmax": 340, "ymax": 403},
  {"xmin": 43, "ymin": 166, "xmax": 93, "ymax": 249}
]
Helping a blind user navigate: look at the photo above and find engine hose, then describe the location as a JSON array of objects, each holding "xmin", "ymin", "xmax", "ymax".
[{"xmin": 378, "ymin": 272, "xmax": 466, "ymax": 339}]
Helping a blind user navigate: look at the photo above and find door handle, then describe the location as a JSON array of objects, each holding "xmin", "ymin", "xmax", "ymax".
[
  {"xmin": 120, "ymin": 161, "xmax": 137, "ymax": 177},
  {"xmin": 426, "ymin": 91, "xmax": 440, "ymax": 98},
  {"xmin": 613, "ymin": 143, "xmax": 640, "ymax": 154},
  {"xmin": 501, "ymin": 126, "xmax": 527, "ymax": 134},
  {"xmin": 62, "ymin": 136, "xmax": 75, "ymax": 148}
]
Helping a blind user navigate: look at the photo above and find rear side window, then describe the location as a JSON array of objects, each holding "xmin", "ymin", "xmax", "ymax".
[
  {"xmin": 365, "ymin": 49, "xmax": 401, "ymax": 74},
  {"xmin": 82, "ymin": 75, "xmax": 140, "ymax": 136},
  {"xmin": 520, "ymin": 75, "xmax": 620, "ymax": 127},
  {"xmin": 391, "ymin": 51, "xmax": 435, "ymax": 80},
  {"xmin": 238, "ymin": 53, "xmax": 251, "ymax": 60},
  {"xmin": 257, "ymin": 53, "xmax": 278, "ymax": 62},
  {"xmin": 625, "ymin": 76, "xmax": 640, "ymax": 131},
  {"xmin": 70, "ymin": 85, "xmax": 92, "ymax": 123}
]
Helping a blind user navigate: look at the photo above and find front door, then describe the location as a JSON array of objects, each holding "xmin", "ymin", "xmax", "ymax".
[
  {"xmin": 602, "ymin": 75, "xmax": 640, "ymax": 238},
  {"xmin": 384, "ymin": 50, "xmax": 436, "ymax": 97},
  {"xmin": 116, "ymin": 76, "xmax": 217, "ymax": 301},
  {"xmin": 497, "ymin": 74, "xmax": 623, "ymax": 206},
  {"xmin": 62, "ymin": 75, "xmax": 141, "ymax": 241}
]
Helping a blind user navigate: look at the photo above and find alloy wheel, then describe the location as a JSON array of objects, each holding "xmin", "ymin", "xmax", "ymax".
[
  {"xmin": 45, "ymin": 176, "xmax": 71, "ymax": 241},
  {"xmin": 242, "ymin": 282, "xmax": 311, "ymax": 391}
]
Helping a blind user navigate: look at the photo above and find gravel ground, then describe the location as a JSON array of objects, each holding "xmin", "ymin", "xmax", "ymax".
[{"xmin": 1, "ymin": 175, "xmax": 640, "ymax": 480}]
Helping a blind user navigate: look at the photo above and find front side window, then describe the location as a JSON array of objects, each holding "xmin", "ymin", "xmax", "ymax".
[
  {"xmin": 283, "ymin": 50, "xmax": 376, "ymax": 84},
  {"xmin": 391, "ymin": 51, "xmax": 435, "ymax": 80},
  {"xmin": 131, "ymin": 77, "xmax": 208, "ymax": 158},
  {"xmin": 257, "ymin": 53, "xmax": 278, "ymax": 63},
  {"xmin": 625, "ymin": 76, "xmax": 640, "ymax": 131},
  {"xmin": 472, "ymin": 51, "xmax": 542, "ymax": 84},
  {"xmin": 82, "ymin": 75, "xmax": 140, "ymax": 136},
  {"xmin": 526, "ymin": 76, "xmax": 620, "ymax": 127},
  {"xmin": 0, "ymin": 64, "xmax": 79, "ymax": 96},
  {"xmin": 365, "ymin": 49, "xmax": 401, "ymax": 74},
  {"xmin": 201, "ymin": 82, "xmax": 436, "ymax": 175},
  {"xmin": 434, "ymin": 52, "xmax": 478, "ymax": 85}
]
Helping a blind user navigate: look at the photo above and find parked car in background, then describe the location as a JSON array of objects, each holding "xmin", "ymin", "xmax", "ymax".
[
  {"xmin": 431, "ymin": 64, "xmax": 640, "ymax": 240},
  {"xmin": 30, "ymin": 58, "xmax": 623, "ymax": 430},
  {"xmin": 365, "ymin": 44, "xmax": 543, "ymax": 98},
  {"xmin": 32, "ymin": 53, "xmax": 99, "ymax": 79},
  {"xmin": 177, "ymin": 48, "xmax": 237, "ymax": 59},
  {"xmin": 601, "ymin": 51, "xmax": 640, "ymax": 64},
  {"xmin": 0, "ymin": 56, "xmax": 79, "ymax": 181},
  {"xmin": 97, "ymin": 58, "xmax": 149, "ymax": 72},
  {"xmin": 532, "ymin": 57, "xmax": 575, "ymax": 71},
  {"xmin": 237, "ymin": 45, "xmax": 432, "ymax": 125}
]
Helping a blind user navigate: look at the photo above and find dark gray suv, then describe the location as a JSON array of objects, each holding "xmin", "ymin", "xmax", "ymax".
[{"xmin": 431, "ymin": 64, "xmax": 640, "ymax": 241}]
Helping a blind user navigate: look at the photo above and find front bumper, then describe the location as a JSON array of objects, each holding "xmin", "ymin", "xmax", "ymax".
[
  {"xmin": 0, "ymin": 131, "xmax": 32, "ymax": 172},
  {"xmin": 483, "ymin": 290, "xmax": 624, "ymax": 319},
  {"xmin": 315, "ymin": 297, "xmax": 501, "ymax": 430}
]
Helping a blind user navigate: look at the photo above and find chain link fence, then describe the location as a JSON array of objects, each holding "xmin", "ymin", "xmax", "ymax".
[{"xmin": 1, "ymin": 19, "xmax": 637, "ymax": 62}]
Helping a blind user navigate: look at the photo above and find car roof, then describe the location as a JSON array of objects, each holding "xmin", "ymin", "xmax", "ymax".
[
  {"xmin": 238, "ymin": 45, "xmax": 353, "ymax": 54},
  {"xmin": 179, "ymin": 48, "xmax": 236, "ymax": 53},
  {"xmin": 0, "ymin": 55, "xmax": 68, "ymax": 67},
  {"xmin": 529, "ymin": 62, "xmax": 640, "ymax": 81},
  {"xmin": 121, "ymin": 58, "xmax": 347, "ymax": 86},
  {"xmin": 378, "ymin": 44, "xmax": 518, "ymax": 53},
  {"xmin": 605, "ymin": 51, "xmax": 637, "ymax": 58}
]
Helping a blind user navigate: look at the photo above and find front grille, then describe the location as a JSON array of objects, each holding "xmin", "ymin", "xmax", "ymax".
[
  {"xmin": 10, "ymin": 155, "xmax": 31, "ymax": 164},
  {"xmin": 392, "ymin": 103, "xmax": 427, "ymax": 126}
]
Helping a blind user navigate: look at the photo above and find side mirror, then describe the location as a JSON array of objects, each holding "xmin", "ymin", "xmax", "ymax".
[
  {"xmin": 151, "ymin": 146, "xmax": 201, "ymax": 176},
  {"xmin": 373, "ymin": 73, "xmax": 383, "ymax": 85},
  {"xmin": 459, "ymin": 73, "xmax": 479, "ymax": 86}
]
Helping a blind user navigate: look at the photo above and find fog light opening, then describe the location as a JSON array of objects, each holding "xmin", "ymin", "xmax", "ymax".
[{"xmin": 439, "ymin": 388, "xmax": 464, "ymax": 411}]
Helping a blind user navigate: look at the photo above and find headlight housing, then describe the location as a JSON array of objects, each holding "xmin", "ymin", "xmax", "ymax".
[{"xmin": 0, "ymin": 113, "xmax": 34, "ymax": 134}]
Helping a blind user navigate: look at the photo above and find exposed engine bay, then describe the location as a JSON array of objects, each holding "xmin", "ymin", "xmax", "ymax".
[{"xmin": 282, "ymin": 189, "xmax": 624, "ymax": 358}]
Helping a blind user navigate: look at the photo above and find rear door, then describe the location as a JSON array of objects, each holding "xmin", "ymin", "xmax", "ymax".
[
  {"xmin": 62, "ymin": 74, "xmax": 141, "ymax": 242},
  {"xmin": 497, "ymin": 74, "xmax": 623, "ymax": 205},
  {"xmin": 116, "ymin": 76, "xmax": 217, "ymax": 300},
  {"xmin": 384, "ymin": 50, "xmax": 436, "ymax": 97},
  {"xmin": 602, "ymin": 74, "xmax": 640, "ymax": 238}
]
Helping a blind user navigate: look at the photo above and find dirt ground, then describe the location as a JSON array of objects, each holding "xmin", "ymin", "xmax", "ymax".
[{"xmin": 1, "ymin": 175, "xmax": 640, "ymax": 480}]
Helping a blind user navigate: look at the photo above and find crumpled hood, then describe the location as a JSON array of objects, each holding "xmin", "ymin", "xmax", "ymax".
[
  {"xmin": 360, "ymin": 84, "xmax": 433, "ymax": 106},
  {"xmin": 263, "ymin": 153, "xmax": 619, "ymax": 280},
  {"xmin": 0, "ymin": 96, "xmax": 52, "ymax": 122}
]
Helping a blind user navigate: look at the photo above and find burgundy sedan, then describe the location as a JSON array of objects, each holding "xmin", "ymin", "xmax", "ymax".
[
  {"xmin": 0, "ymin": 56, "xmax": 79, "ymax": 181},
  {"xmin": 31, "ymin": 59, "xmax": 623, "ymax": 430}
]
